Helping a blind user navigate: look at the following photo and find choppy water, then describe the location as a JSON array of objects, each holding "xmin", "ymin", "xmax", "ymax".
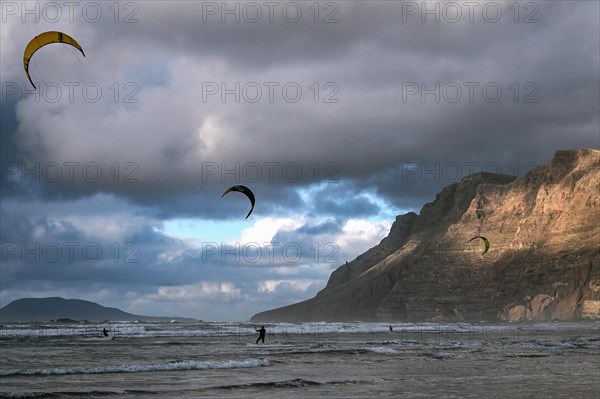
[{"xmin": 1, "ymin": 321, "xmax": 599, "ymax": 398}]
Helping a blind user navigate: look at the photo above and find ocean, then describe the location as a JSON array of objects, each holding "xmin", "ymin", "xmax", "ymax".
[{"xmin": 1, "ymin": 321, "xmax": 599, "ymax": 398}]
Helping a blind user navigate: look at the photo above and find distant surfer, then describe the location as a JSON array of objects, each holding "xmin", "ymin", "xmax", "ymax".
[
  {"xmin": 103, "ymin": 328, "xmax": 109, "ymax": 337},
  {"xmin": 389, "ymin": 325, "xmax": 393, "ymax": 332},
  {"xmin": 255, "ymin": 326, "xmax": 266, "ymax": 344}
]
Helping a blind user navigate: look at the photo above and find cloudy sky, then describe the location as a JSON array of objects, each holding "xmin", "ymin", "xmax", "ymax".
[{"xmin": 1, "ymin": 0, "xmax": 598, "ymax": 320}]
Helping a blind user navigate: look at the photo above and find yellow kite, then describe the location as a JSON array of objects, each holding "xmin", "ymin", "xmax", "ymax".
[{"xmin": 23, "ymin": 31, "xmax": 85, "ymax": 89}]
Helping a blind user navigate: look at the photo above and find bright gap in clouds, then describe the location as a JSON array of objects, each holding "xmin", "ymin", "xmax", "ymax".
[
  {"xmin": 160, "ymin": 217, "xmax": 304, "ymax": 246},
  {"xmin": 160, "ymin": 219, "xmax": 245, "ymax": 245}
]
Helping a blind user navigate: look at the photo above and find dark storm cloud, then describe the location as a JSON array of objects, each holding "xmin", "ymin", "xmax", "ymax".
[
  {"xmin": 0, "ymin": 98, "xmax": 20, "ymax": 160},
  {"xmin": 296, "ymin": 219, "xmax": 344, "ymax": 236},
  {"xmin": 2, "ymin": 1, "xmax": 598, "ymax": 212},
  {"xmin": 308, "ymin": 186, "xmax": 381, "ymax": 218}
]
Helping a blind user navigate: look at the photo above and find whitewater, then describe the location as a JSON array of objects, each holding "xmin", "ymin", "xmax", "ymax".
[{"xmin": 1, "ymin": 321, "xmax": 598, "ymax": 398}]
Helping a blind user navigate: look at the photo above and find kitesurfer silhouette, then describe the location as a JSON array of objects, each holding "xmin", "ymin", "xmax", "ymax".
[{"xmin": 255, "ymin": 326, "xmax": 266, "ymax": 344}]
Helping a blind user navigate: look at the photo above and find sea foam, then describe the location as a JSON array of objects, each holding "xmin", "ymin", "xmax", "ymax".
[{"xmin": 0, "ymin": 358, "xmax": 271, "ymax": 376}]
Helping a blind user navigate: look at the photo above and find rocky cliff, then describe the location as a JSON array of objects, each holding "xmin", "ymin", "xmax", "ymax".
[{"xmin": 252, "ymin": 149, "xmax": 600, "ymax": 322}]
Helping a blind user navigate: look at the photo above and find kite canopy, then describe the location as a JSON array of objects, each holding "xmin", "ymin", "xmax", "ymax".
[
  {"xmin": 469, "ymin": 235, "xmax": 490, "ymax": 255},
  {"xmin": 222, "ymin": 185, "xmax": 255, "ymax": 219},
  {"xmin": 23, "ymin": 31, "xmax": 85, "ymax": 89}
]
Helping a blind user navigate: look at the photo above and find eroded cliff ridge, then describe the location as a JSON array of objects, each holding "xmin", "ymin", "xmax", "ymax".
[{"xmin": 252, "ymin": 149, "xmax": 599, "ymax": 322}]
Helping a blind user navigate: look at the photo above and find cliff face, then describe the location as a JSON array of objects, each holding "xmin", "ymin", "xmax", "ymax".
[{"xmin": 252, "ymin": 149, "xmax": 600, "ymax": 322}]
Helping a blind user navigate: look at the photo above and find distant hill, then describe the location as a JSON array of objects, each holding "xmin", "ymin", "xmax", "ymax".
[
  {"xmin": 0, "ymin": 297, "xmax": 196, "ymax": 323},
  {"xmin": 252, "ymin": 148, "xmax": 600, "ymax": 322}
]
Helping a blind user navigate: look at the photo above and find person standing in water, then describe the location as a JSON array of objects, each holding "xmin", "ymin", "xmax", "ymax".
[{"xmin": 255, "ymin": 326, "xmax": 266, "ymax": 344}]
